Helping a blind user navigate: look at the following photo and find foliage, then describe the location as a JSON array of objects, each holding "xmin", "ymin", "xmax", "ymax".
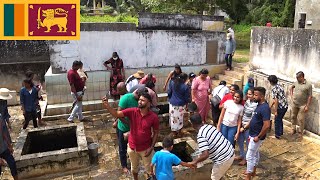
[
  {"xmin": 79, "ymin": 0, "xmax": 295, "ymax": 28},
  {"xmin": 102, "ymin": 6, "xmax": 114, "ymax": 13},
  {"xmin": 216, "ymin": 0, "xmax": 249, "ymax": 24},
  {"xmin": 233, "ymin": 24, "xmax": 251, "ymax": 50},
  {"xmin": 80, "ymin": 14, "xmax": 139, "ymax": 25},
  {"xmin": 244, "ymin": 0, "xmax": 296, "ymax": 27}
]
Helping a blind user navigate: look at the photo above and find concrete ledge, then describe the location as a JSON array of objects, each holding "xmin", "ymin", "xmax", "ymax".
[
  {"xmin": 138, "ymin": 12, "xmax": 224, "ymax": 30},
  {"xmin": 80, "ymin": 22, "xmax": 136, "ymax": 31},
  {"xmin": 7, "ymin": 90, "xmax": 18, "ymax": 106},
  {"xmin": 283, "ymin": 118, "xmax": 320, "ymax": 141}
]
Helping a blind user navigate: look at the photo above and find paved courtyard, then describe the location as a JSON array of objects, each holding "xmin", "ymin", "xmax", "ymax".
[{"xmin": 1, "ymin": 106, "xmax": 320, "ymax": 180}]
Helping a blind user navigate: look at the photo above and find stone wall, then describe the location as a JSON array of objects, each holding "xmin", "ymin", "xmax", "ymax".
[
  {"xmin": 249, "ymin": 71, "xmax": 320, "ymax": 136},
  {"xmin": 294, "ymin": 0, "xmax": 320, "ymax": 29},
  {"xmin": 250, "ymin": 27, "xmax": 320, "ymax": 87},
  {"xmin": 49, "ymin": 23, "xmax": 226, "ymax": 73},
  {"xmin": 45, "ymin": 64, "xmax": 225, "ymax": 104},
  {"xmin": 0, "ymin": 41, "xmax": 50, "ymax": 91},
  {"xmin": 138, "ymin": 12, "xmax": 224, "ymax": 31}
]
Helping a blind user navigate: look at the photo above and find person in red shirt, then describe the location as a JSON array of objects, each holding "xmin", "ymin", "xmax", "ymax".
[
  {"xmin": 102, "ymin": 91, "xmax": 159, "ymax": 180},
  {"xmin": 266, "ymin": 21, "xmax": 272, "ymax": 27},
  {"xmin": 219, "ymin": 84, "xmax": 244, "ymax": 109},
  {"xmin": 67, "ymin": 61, "xmax": 85, "ymax": 122}
]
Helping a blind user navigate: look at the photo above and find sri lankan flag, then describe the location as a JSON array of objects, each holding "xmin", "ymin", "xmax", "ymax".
[
  {"xmin": 0, "ymin": 0, "xmax": 80, "ymax": 40},
  {"xmin": 3, "ymin": 4, "xmax": 25, "ymax": 36}
]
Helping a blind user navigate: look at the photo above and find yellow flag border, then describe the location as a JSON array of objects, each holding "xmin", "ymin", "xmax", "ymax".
[{"xmin": 0, "ymin": 0, "xmax": 80, "ymax": 40}]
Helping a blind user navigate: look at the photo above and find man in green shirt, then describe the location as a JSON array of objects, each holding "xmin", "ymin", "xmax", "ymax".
[
  {"xmin": 116, "ymin": 82, "xmax": 138, "ymax": 173},
  {"xmin": 290, "ymin": 71, "xmax": 312, "ymax": 138}
]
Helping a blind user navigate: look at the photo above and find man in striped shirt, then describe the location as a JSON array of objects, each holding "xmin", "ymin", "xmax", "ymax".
[{"xmin": 189, "ymin": 114, "xmax": 235, "ymax": 180}]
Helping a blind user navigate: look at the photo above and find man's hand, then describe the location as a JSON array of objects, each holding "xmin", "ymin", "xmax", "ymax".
[
  {"xmin": 189, "ymin": 160, "xmax": 197, "ymax": 168},
  {"xmin": 304, "ymin": 106, "xmax": 309, "ymax": 112},
  {"xmin": 144, "ymin": 147, "xmax": 153, "ymax": 157},
  {"xmin": 8, "ymin": 144, "xmax": 14, "ymax": 154},
  {"xmin": 76, "ymin": 95, "xmax": 82, "ymax": 101},
  {"xmin": 21, "ymin": 107, "xmax": 25, "ymax": 114},
  {"xmin": 102, "ymin": 97, "xmax": 109, "ymax": 107},
  {"xmin": 187, "ymin": 162, "xmax": 197, "ymax": 169},
  {"xmin": 234, "ymin": 132, "xmax": 239, "ymax": 140},
  {"xmin": 253, "ymin": 136, "xmax": 260, "ymax": 142}
]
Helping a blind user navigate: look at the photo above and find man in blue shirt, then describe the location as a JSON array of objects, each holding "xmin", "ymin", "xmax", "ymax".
[
  {"xmin": 224, "ymin": 33, "xmax": 236, "ymax": 71},
  {"xmin": 246, "ymin": 87, "xmax": 271, "ymax": 180},
  {"xmin": 20, "ymin": 79, "xmax": 38, "ymax": 129}
]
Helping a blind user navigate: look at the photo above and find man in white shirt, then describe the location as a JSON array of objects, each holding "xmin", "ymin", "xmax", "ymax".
[
  {"xmin": 211, "ymin": 81, "xmax": 229, "ymax": 125},
  {"xmin": 125, "ymin": 70, "xmax": 144, "ymax": 92}
]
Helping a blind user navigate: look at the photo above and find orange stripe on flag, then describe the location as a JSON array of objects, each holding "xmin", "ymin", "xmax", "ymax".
[{"xmin": 14, "ymin": 4, "xmax": 24, "ymax": 36}]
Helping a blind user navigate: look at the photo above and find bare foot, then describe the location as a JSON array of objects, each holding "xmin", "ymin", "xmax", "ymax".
[
  {"xmin": 239, "ymin": 159, "xmax": 247, "ymax": 166},
  {"xmin": 38, "ymin": 120, "xmax": 47, "ymax": 126},
  {"xmin": 0, "ymin": 159, "xmax": 5, "ymax": 166},
  {"xmin": 244, "ymin": 171, "xmax": 256, "ymax": 177},
  {"xmin": 122, "ymin": 167, "xmax": 130, "ymax": 174},
  {"xmin": 234, "ymin": 156, "xmax": 243, "ymax": 161}
]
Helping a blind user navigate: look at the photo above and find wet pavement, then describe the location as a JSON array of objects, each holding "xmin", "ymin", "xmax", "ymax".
[{"xmin": 1, "ymin": 106, "xmax": 320, "ymax": 180}]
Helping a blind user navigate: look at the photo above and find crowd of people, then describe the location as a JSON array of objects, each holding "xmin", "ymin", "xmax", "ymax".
[{"xmin": 0, "ymin": 45, "xmax": 313, "ymax": 180}]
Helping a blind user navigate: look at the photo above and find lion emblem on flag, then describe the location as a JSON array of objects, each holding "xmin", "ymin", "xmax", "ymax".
[{"xmin": 37, "ymin": 8, "xmax": 68, "ymax": 33}]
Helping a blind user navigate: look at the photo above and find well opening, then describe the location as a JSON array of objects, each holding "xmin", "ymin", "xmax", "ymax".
[
  {"xmin": 154, "ymin": 141, "xmax": 193, "ymax": 162},
  {"xmin": 21, "ymin": 126, "xmax": 78, "ymax": 155},
  {"xmin": 157, "ymin": 103, "xmax": 169, "ymax": 115}
]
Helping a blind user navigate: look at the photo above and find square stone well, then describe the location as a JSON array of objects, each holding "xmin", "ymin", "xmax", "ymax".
[
  {"xmin": 13, "ymin": 123, "xmax": 89, "ymax": 179},
  {"xmin": 154, "ymin": 137, "xmax": 212, "ymax": 180}
]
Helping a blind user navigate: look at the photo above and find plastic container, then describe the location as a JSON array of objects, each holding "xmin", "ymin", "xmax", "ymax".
[{"xmin": 88, "ymin": 143, "xmax": 99, "ymax": 157}]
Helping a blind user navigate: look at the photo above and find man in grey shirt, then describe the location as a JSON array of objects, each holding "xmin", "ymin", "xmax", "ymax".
[{"xmin": 224, "ymin": 33, "xmax": 236, "ymax": 71}]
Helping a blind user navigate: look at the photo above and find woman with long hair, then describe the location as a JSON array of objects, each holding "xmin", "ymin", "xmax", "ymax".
[
  {"xmin": 217, "ymin": 90, "xmax": 244, "ymax": 147},
  {"xmin": 168, "ymin": 73, "xmax": 190, "ymax": 137},
  {"xmin": 235, "ymin": 88, "xmax": 258, "ymax": 165},
  {"xmin": 163, "ymin": 64, "xmax": 182, "ymax": 91},
  {"xmin": 191, "ymin": 68, "xmax": 212, "ymax": 123}
]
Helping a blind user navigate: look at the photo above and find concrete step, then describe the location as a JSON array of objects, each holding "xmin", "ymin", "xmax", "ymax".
[
  {"xmin": 45, "ymin": 93, "xmax": 168, "ymax": 116},
  {"xmin": 215, "ymin": 74, "xmax": 242, "ymax": 88},
  {"xmin": 211, "ymin": 80, "xmax": 221, "ymax": 87},
  {"xmin": 233, "ymin": 62, "xmax": 247, "ymax": 68},
  {"xmin": 233, "ymin": 67, "xmax": 246, "ymax": 73},
  {"xmin": 158, "ymin": 93, "xmax": 168, "ymax": 102},
  {"xmin": 224, "ymin": 70, "xmax": 244, "ymax": 81},
  {"xmin": 45, "ymin": 99, "xmax": 115, "ymax": 117}
]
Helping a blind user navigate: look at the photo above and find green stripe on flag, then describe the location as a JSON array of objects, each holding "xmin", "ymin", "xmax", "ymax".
[{"xmin": 4, "ymin": 4, "xmax": 14, "ymax": 36}]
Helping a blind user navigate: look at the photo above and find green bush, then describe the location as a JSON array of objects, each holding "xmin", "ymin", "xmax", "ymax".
[
  {"xmin": 233, "ymin": 24, "xmax": 251, "ymax": 50},
  {"xmin": 102, "ymin": 6, "xmax": 114, "ymax": 14},
  {"xmin": 80, "ymin": 15, "xmax": 138, "ymax": 25}
]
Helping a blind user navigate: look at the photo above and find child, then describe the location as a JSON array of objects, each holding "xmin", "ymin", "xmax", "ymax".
[
  {"xmin": 151, "ymin": 136, "xmax": 195, "ymax": 180},
  {"xmin": 20, "ymin": 79, "xmax": 38, "ymax": 129},
  {"xmin": 0, "ymin": 88, "xmax": 12, "ymax": 129},
  {"xmin": 77, "ymin": 61, "xmax": 88, "ymax": 92}
]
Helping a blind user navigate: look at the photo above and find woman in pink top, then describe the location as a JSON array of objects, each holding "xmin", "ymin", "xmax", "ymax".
[{"xmin": 191, "ymin": 69, "xmax": 212, "ymax": 122}]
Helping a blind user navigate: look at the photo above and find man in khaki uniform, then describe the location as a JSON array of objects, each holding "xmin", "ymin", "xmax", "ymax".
[{"xmin": 290, "ymin": 71, "xmax": 312, "ymax": 137}]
